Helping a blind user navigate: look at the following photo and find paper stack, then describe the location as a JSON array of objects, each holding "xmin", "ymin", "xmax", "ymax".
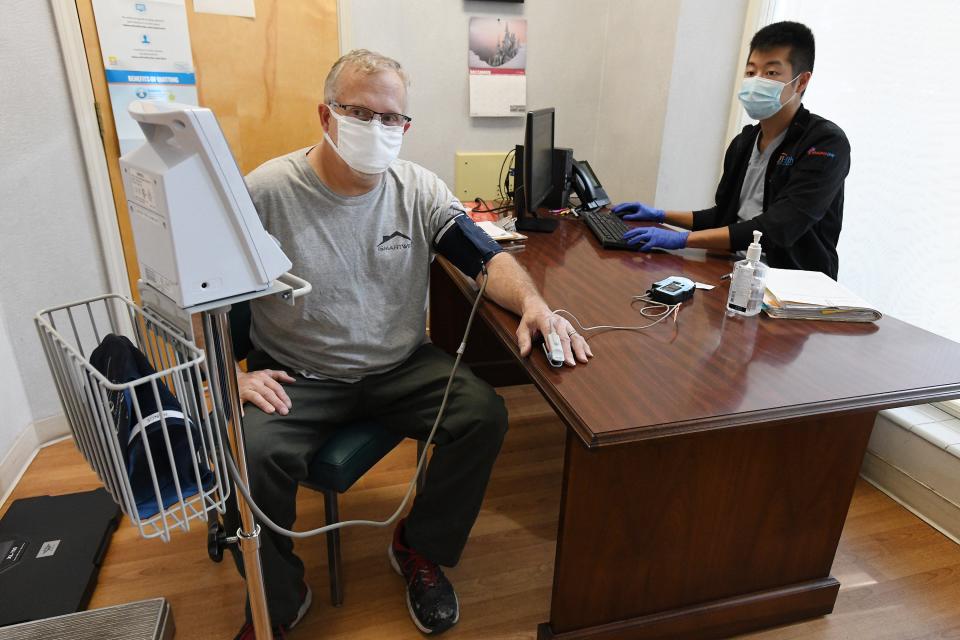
[
  {"xmin": 762, "ymin": 268, "xmax": 882, "ymax": 322},
  {"xmin": 476, "ymin": 220, "xmax": 527, "ymax": 243}
]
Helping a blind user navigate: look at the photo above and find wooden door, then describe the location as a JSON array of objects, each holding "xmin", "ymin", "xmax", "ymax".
[{"xmin": 74, "ymin": 0, "xmax": 340, "ymax": 294}]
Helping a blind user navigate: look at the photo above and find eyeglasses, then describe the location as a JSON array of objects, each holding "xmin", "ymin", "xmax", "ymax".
[{"xmin": 328, "ymin": 102, "xmax": 412, "ymax": 127}]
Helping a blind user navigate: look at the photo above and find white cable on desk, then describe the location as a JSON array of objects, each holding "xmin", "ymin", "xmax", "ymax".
[{"xmin": 554, "ymin": 296, "xmax": 681, "ymax": 335}]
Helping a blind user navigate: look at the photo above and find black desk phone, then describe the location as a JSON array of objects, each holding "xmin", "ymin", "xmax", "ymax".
[{"xmin": 571, "ymin": 159, "xmax": 611, "ymax": 211}]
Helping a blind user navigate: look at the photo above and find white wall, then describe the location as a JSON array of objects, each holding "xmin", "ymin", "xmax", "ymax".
[
  {"xmin": 592, "ymin": 0, "xmax": 682, "ymax": 202},
  {"xmin": 0, "ymin": 306, "xmax": 33, "ymax": 463},
  {"xmin": 655, "ymin": 0, "xmax": 749, "ymax": 210},
  {"xmin": 341, "ymin": 0, "xmax": 684, "ymax": 203},
  {"xmin": 761, "ymin": 0, "xmax": 960, "ymax": 343},
  {"xmin": 0, "ymin": 1, "xmax": 111, "ymax": 463}
]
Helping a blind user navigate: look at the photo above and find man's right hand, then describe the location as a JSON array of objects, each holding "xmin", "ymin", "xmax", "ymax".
[
  {"xmin": 611, "ymin": 201, "xmax": 665, "ymax": 222},
  {"xmin": 237, "ymin": 368, "xmax": 295, "ymax": 415}
]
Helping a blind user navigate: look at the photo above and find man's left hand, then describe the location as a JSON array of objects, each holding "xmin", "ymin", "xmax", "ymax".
[
  {"xmin": 516, "ymin": 302, "xmax": 593, "ymax": 367},
  {"xmin": 623, "ymin": 227, "xmax": 689, "ymax": 252}
]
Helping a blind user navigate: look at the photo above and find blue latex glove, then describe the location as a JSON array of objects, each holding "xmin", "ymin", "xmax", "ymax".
[
  {"xmin": 611, "ymin": 201, "xmax": 665, "ymax": 222},
  {"xmin": 623, "ymin": 227, "xmax": 689, "ymax": 252}
]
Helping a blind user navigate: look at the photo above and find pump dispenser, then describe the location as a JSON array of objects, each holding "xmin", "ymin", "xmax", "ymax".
[{"xmin": 726, "ymin": 230, "xmax": 768, "ymax": 316}]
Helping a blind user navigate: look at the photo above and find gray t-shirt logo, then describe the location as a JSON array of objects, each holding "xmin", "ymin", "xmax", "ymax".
[{"xmin": 377, "ymin": 230, "xmax": 413, "ymax": 252}]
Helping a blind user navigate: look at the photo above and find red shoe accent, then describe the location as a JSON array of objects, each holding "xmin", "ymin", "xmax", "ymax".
[{"xmin": 392, "ymin": 519, "xmax": 441, "ymax": 588}]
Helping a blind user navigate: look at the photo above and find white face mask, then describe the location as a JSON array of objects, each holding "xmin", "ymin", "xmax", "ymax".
[{"xmin": 323, "ymin": 108, "xmax": 404, "ymax": 175}]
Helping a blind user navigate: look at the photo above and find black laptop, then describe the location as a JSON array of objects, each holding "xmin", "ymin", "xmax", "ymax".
[{"xmin": 0, "ymin": 489, "xmax": 120, "ymax": 627}]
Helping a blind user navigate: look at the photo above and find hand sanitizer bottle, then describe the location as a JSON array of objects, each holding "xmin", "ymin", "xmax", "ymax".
[{"xmin": 726, "ymin": 230, "xmax": 768, "ymax": 317}]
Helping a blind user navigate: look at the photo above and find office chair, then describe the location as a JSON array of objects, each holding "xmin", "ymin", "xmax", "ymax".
[{"xmin": 207, "ymin": 301, "xmax": 426, "ymax": 606}]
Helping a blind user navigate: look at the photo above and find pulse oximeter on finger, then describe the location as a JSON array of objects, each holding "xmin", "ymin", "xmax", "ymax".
[{"xmin": 543, "ymin": 331, "xmax": 565, "ymax": 368}]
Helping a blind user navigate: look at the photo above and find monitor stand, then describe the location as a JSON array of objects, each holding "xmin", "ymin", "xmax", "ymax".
[{"xmin": 515, "ymin": 216, "xmax": 558, "ymax": 233}]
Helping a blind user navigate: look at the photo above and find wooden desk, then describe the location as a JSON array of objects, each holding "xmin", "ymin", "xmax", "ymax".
[{"xmin": 429, "ymin": 218, "xmax": 960, "ymax": 640}]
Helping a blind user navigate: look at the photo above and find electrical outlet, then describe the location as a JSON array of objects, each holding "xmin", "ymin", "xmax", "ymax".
[{"xmin": 454, "ymin": 151, "xmax": 512, "ymax": 202}]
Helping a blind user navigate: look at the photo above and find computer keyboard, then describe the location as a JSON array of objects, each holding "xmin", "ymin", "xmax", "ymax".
[{"xmin": 582, "ymin": 210, "xmax": 634, "ymax": 250}]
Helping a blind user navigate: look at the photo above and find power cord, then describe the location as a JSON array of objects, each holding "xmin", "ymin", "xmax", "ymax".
[
  {"xmin": 224, "ymin": 268, "xmax": 489, "ymax": 539},
  {"xmin": 473, "ymin": 197, "xmax": 513, "ymax": 215},
  {"xmin": 499, "ymin": 148, "xmax": 516, "ymax": 202}
]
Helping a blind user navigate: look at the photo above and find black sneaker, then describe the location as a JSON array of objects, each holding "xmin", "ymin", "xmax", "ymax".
[
  {"xmin": 233, "ymin": 582, "xmax": 312, "ymax": 639},
  {"xmin": 388, "ymin": 519, "xmax": 460, "ymax": 635},
  {"xmin": 289, "ymin": 582, "xmax": 313, "ymax": 629}
]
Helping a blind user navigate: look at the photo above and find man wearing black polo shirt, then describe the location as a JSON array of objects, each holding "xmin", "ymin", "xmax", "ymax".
[{"xmin": 614, "ymin": 21, "xmax": 850, "ymax": 279}]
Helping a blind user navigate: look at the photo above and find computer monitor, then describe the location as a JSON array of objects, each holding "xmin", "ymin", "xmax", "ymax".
[
  {"xmin": 515, "ymin": 108, "xmax": 558, "ymax": 233},
  {"xmin": 119, "ymin": 101, "xmax": 292, "ymax": 309}
]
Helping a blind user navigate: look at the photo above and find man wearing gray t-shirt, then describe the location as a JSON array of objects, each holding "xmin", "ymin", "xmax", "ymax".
[{"xmin": 228, "ymin": 50, "xmax": 592, "ymax": 639}]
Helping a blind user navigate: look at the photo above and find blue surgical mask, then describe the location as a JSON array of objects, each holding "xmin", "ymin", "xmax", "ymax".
[{"xmin": 738, "ymin": 74, "xmax": 801, "ymax": 120}]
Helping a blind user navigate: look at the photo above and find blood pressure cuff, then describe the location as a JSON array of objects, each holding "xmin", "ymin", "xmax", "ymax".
[
  {"xmin": 90, "ymin": 334, "xmax": 214, "ymax": 519},
  {"xmin": 433, "ymin": 210, "xmax": 503, "ymax": 278}
]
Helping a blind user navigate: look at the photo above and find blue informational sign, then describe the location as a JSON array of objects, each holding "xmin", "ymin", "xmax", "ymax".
[{"xmin": 91, "ymin": 0, "xmax": 199, "ymax": 153}]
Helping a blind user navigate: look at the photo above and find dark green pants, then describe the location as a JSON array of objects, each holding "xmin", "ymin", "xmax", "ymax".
[{"xmin": 226, "ymin": 344, "xmax": 508, "ymax": 625}]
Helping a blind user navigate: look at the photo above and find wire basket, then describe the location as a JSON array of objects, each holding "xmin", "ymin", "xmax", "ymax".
[{"xmin": 35, "ymin": 294, "xmax": 229, "ymax": 541}]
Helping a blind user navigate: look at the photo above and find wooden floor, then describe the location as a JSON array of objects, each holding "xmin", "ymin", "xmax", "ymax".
[{"xmin": 5, "ymin": 385, "xmax": 960, "ymax": 639}]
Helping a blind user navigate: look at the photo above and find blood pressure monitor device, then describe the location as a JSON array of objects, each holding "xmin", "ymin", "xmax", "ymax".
[
  {"xmin": 648, "ymin": 276, "xmax": 695, "ymax": 305},
  {"xmin": 120, "ymin": 101, "xmax": 292, "ymax": 308}
]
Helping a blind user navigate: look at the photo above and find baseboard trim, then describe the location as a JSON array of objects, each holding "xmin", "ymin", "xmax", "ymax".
[
  {"xmin": 861, "ymin": 451, "xmax": 960, "ymax": 546},
  {"xmin": 537, "ymin": 578, "xmax": 839, "ymax": 640},
  {"xmin": 0, "ymin": 415, "xmax": 72, "ymax": 509}
]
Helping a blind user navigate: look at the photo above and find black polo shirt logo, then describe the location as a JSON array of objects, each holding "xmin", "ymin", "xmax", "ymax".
[{"xmin": 806, "ymin": 147, "xmax": 837, "ymax": 159}]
